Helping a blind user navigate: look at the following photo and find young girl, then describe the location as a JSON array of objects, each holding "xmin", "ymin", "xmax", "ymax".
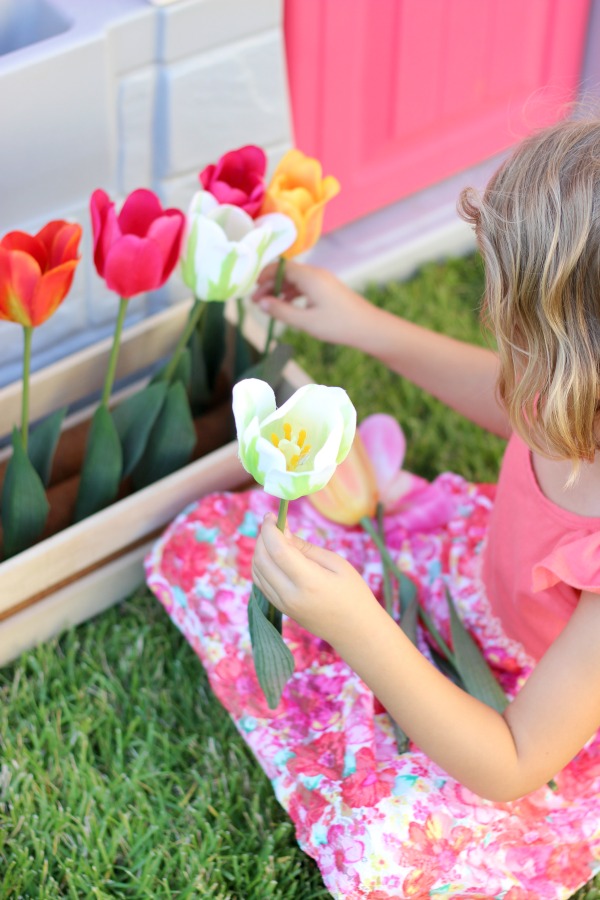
[
  {"xmin": 147, "ymin": 118, "xmax": 600, "ymax": 898},
  {"xmin": 252, "ymin": 116, "xmax": 600, "ymax": 803}
]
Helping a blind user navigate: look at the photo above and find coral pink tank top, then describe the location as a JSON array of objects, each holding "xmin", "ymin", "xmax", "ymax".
[{"xmin": 482, "ymin": 433, "xmax": 600, "ymax": 661}]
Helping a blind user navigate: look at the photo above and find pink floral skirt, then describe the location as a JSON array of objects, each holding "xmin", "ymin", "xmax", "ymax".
[{"xmin": 145, "ymin": 474, "xmax": 600, "ymax": 900}]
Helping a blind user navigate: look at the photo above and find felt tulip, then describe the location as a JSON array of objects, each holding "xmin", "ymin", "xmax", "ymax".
[
  {"xmin": 76, "ymin": 188, "xmax": 184, "ymax": 525},
  {"xmin": 90, "ymin": 188, "xmax": 185, "ymax": 299},
  {"xmin": 234, "ymin": 377, "xmax": 356, "ymax": 710},
  {"xmin": 232, "ymin": 378, "xmax": 356, "ymax": 501},
  {"xmin": 199, "ymin": 145, "xmax": 267, "ymax": 217},
  {"xmin": 0, "ymin": 220, "xmax": 82, "ymax": 328},
  {"xmin": 181, "ymin": 191, "xmax": 297, "ymax": 303},
  {"xmin": 258, "ymin": 149, "xmax": 340, "ymax": 358},
  {"xmin": 0, "ymin": 219, "xmax": 82, "ymax": 557},
  {"xmin": 260, "ymin": 149, "xmax": 340, "ymax": 258}
]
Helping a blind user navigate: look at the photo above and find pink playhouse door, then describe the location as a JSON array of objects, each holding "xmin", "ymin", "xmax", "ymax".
[{"xmin": 284, "ymin": 0, "xmax": 592, "ymax": 231}]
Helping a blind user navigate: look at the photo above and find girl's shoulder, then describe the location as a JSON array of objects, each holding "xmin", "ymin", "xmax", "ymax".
[
  {"xmin": 529, "ymin": 448, "xmax": 600, "ymax": 594},
  {"xmin": 531, "ymin": 450, "xmax": 600, "ymax": 518}
]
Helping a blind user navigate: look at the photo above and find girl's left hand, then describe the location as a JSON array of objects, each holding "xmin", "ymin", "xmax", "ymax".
[{"xmin": 252, "ymin": 514, "xmax": 380, "ymax": 647}]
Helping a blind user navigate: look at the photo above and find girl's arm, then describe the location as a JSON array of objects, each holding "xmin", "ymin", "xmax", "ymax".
[
  {"xmin": 254, "ymin": 261, "xmax": 511, "ymax": 438},
  {"xmin": 253, "ymin": 515, "xmax": 600, "ymax": 802}
]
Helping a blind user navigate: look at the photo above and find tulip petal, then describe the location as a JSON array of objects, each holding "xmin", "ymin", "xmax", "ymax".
[
  {"xmin": 276, "ymin": 149, "xmax": 322, "ymax": 196},
  {"xmin": 30, "ymin": 260, "xmax": 79, "ymax": 326},
  {"xmin": 209, "ymin": 182, "xmax": 250, "ymax": 208},
  {"xmin": 146, "ymin": 211, "xmax": 185, "ymax": 281},
  {"xmin": 0, "ymin": 247, "xmax": 40, "ymax": 325},
  {"xmin": 189, "ymin": 190, "xmax": 220, "ymax": 217},
  {"xmin": 118, "ymin": 188, "xmax": 164, "ymax": 237},
  {"xmin": 233, "ymin": 377, "xmax": 276, "ymax": 436},
  {"xmin": 199, "ymin": 163, "xmax": 216, "ymax": 190},
  {"xmin": 104, "ymin": 235, "xmax": 164, "ymax": 297},
  {"xmin": 40, "ymin": 221, "xmax": 82, "ymax": 268},
  {"xmin": 185, "ymin": 215, "xmax": 256, "ymax": 301},
  {"xmin": 309, "ymin": 434, "xmax": 378, "ymax": 525},
  {"xmin": 91, "ymin": 191, "xmax": 121, "ymax": 278},
  {"xmin": 251, "ymin": 213, "xmax": 298, "ymax": 263},
  {"xmin": 263, "ymin": 461, "xmax": 337, "ymax": 501},
  {"xmin": 359, "ymin": 413, "xmax": 407, "ymax": 496},
  {"xmin": 1, "ymin": 231, "xmax": 47, "ymax": 272}
]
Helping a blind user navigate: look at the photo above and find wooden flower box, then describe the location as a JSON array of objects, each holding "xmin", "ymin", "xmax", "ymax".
[{"xmin": 0, "ymin": 300, "xmax": 311, "ymax": 667}]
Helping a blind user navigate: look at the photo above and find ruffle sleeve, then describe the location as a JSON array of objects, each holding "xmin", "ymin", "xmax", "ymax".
[{"xmin": 532, "ymin": 530, "xmax": 600, "ymax": 593}]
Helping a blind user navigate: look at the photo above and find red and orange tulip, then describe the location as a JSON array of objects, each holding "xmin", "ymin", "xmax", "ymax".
[{"xmin": 0, "ymin": 220, "xmax": 82, "ymax": 327}]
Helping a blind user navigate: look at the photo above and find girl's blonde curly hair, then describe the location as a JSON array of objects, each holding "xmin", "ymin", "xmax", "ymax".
[{"xmin": 458, "ymin": 117, "xmax": 600, "ymax": 469}]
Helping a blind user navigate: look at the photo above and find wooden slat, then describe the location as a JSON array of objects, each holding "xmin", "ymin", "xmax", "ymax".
[
  {"xmin": 0, "ymin": 440, "xmax": 250, "ymax": 616},
  {"xmin": 0, "ymin": 542, "xmax": 154, "ymax": 667}
]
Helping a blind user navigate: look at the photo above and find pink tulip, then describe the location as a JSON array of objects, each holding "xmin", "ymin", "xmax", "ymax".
[
  {"xmin": 90, "ymin": 188, "xmax": 185, "ymax": 298},
  {"xmin": 199, "ymin": 145, "xmax": 267, "ymax": 217},
  {"xmin": 358, "ymin": 414, "xmax": 426, "ymax": 512}
]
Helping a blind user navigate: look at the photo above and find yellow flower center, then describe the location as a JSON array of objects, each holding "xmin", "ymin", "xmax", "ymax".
[{"xmin": 271, "ymin": 422, "xmax": 311, "ymax": 471}]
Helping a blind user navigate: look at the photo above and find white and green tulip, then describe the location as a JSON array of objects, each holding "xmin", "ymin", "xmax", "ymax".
[
  {"xmin": 232, "ymin": 378, "xmax": 357, "ymax": 501},
  {"xmin": 181, "ymin": 191, "xmax": 296, "ymax": 302}
]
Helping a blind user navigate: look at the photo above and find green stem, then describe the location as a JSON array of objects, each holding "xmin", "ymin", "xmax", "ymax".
[
  {"xmin": 267, "ymin": 498, "xmax": 290, "ymax": 628},
  {"xmin": 101, "ymin": 297, "xmax": 128, "ymax": 407},
  {"xmin": 262, "ymin": 256, "xmax": 286, "ymax": 358},
  {"xmin": 377, "ymin": 502, "xmax": 394, "ymax": 617},
  {"xmin": 360, "ymin": 514, "xmax": 456, "ymax": 665},
  {"xmin": 163, "ymin": 298, "xmax": 206, "ymax": 383},
  {"xmin": 236, "ymin": 296, "xmax": 245, "ymax": 334},
  {"xmin": 21, "ymin": 326, "xmax": 33, "ymax": 452}
]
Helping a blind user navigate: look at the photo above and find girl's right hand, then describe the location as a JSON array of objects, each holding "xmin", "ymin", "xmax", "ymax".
[{"xmin": 252, "ymin": 260, "xmax": 376, "ymax": 347}]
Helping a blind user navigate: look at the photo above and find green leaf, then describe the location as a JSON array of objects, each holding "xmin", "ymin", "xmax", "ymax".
[
  {"xmin": 235, "ymin": 342, "xmax": 294, "ymax": 390},
  {"xmin": 202, "ymin": 301, "xmax": 227, "ymax": 390},
  {"xmin": 188, "ymin": 327, "xmax": 212, "ymax": 410},
  {"xmin": 390, "ymin": 595, "xmax": 419, "ymax": 753},
  {"xmin": 74, "ymin": 405, "xmax": 123, "ymax": 523},
  {"xmin": 1, "ymin": 429, "xmax": 50, "ymax": 558},
  {"xmin": 429, "ymin": 644, "xmax": 466, "ymax": 689},
  {"xmin": 248, "ymin": 583, "xmax": 294, "ymax": 709},
  {"xmin": 151, "ymin": 347, "xmax": 192, "ymax": 391},
  {"xmin": 400, "ymin": 594, "xmax": 419, "ymax": 646},
  {"xmin": 398, "ymin": 571, "xmax": 417, "ymax": 616},
  {"xmin": 28, "ymin": 407, "xmax": 67, "ymax": 487},
  {"xmin": 132, "ymin": 381, "xmax": 196, "ymax": 491},
  {"xmin": 112, "ymin": 382, "xmax": 168, "ymax": 478},
  {"xmin": 446, "ymin": 586, "xmax": 508, "ymax": 712}
]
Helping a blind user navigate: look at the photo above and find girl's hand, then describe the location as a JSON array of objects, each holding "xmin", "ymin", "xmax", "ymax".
[
  {"xmin": 252, "ymin": 260, "xmax": 377, "ymax": 348},
  {"xmin": 252, "ymin": 513, "xmax": 380, "ymax": 647}
]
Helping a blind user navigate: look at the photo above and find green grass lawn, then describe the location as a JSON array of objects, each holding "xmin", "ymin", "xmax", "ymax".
[{"xmin": 1, "ymin": 255, "xmax": 598, "ymax": 899}]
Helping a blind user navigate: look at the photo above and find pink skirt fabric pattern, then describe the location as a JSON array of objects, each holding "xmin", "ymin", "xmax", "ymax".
[{"xmin": 145, "ymin": 474, "xmax": 600, "ymax": 900}]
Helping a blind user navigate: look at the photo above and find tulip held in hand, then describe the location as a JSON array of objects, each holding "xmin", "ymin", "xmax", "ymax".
[
  {"xmin": 232, "ymin": 378, "xmax": 356, "ymax": 501},
  {"xmin": 233, "ymin": 377, "xmax": 356, "ymax": 709}
]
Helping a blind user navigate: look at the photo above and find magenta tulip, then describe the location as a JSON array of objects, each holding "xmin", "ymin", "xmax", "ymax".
[
  {"xmin": 199, "ymin": 145, "xmax": 267, "ymax": 218},
  {"xmin": 90, "ymin": 188, "xmax": 185, "ymax": 298}
]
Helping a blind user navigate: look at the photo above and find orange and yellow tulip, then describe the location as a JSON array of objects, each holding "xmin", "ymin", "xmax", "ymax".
[
  {"xmin": 260, "ymin": 149, "xmax": 340, "ymax": 258},
  {"xmin": 0, "ymin": 220, "xmax": 82, "ymax": 327},
  {"xmin": 309, "ymin": 430, "xmax": 378, "ymax": 525}
]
